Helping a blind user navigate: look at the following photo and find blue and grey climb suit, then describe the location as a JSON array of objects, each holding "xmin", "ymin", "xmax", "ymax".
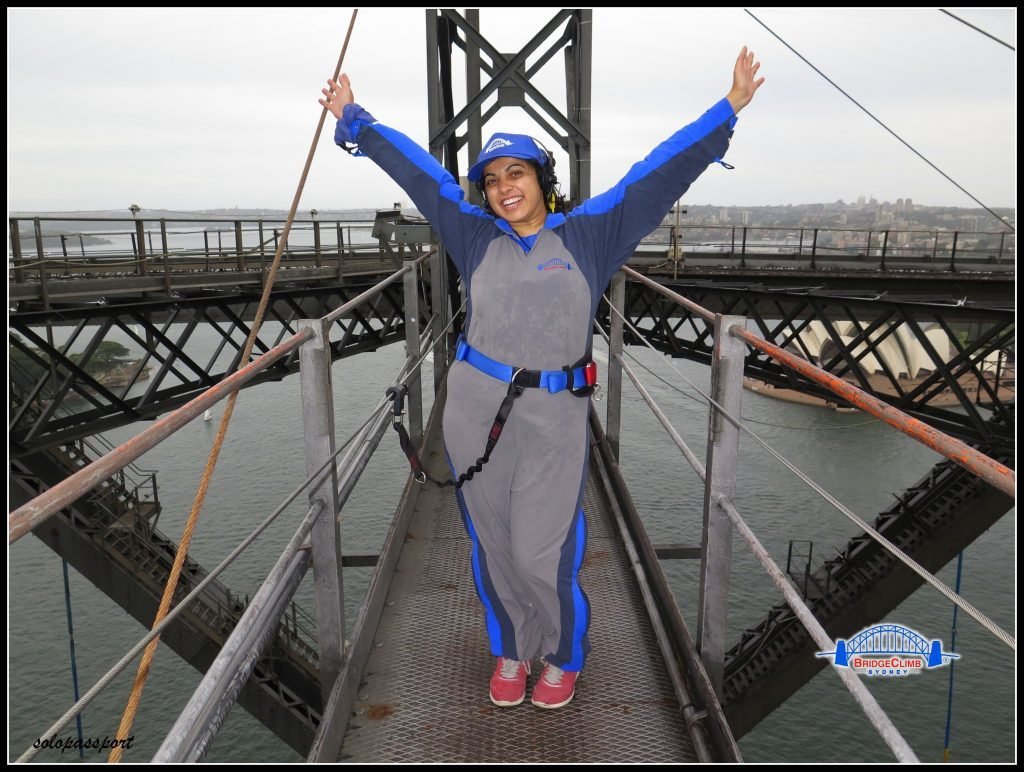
[{"xmin": 336, "ymin": 98, "xmax": 737, "ymax": 672}]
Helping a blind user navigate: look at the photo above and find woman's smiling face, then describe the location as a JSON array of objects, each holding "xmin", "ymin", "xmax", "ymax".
[{"xmin": 481, "ymin": 158, "xmax": 547, "ymax": 236}]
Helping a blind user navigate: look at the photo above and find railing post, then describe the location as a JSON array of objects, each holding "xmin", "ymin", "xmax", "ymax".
[
  {"xmin": 697, "ymin": 313, "xmax": 746, "ymax": 697},
  {"xmin": 430, "ymin": 236, "xmax": 449, "ymax": 393},
  {"xmin": 296, "ymin": 318, "xmax": 345, "ymax": 704},
  {"xmin": 135, "ymin": 218, "xmax": 148, "ymax": 276},
  {"xmin": 811, "ymin": 228, "xmax": 818, "ymax": 270},
  {"xmin": 234, "ymin": 220, "xmax": 245, "ymax": 272},
  {"xmin": 997, "ymin": 231, "xmax": 1005, "ymax": 264},
  {"xmin": 880, "ymin": 230, "xmax": 889, "ymax": 271},
  {"xmin": 606, "ymin": 271, "xmax": 626, "ymax": 460},
  {"xmin": 738, "ymin": 226, "xmax": 745, "ymax": 268},
  {"xmin": 160, "ymin": 219, "xmax": 172, "ymax": 295},
  {"xmin": 336, "ymin": 222, "xmax": 345, "ymax": 282},
  {"xmin": 33, "ymin": 218, "xmax": 50, "ymax": 310},
  {"xmin": 10, "ymin": 218, "xmax": 25, "ymax": 284},
  {"xmin": 313, "ymin": 219, "xmax": 322, "ymax": 268},
  {"xmin": 949, "ymin": 231, "xmax": 958, "ymax": 272},
  {"xmin": 403, "ymin": 259, "xmax": 424, "ymax": 448}
]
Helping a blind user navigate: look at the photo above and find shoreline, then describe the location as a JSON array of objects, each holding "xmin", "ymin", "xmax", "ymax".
[{"xmin": 743, "ymin": 369, "xmax": 1015, "ymax": 412}]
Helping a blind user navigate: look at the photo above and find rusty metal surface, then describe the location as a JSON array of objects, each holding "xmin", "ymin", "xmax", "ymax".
[{"xmin": 339, "ymin": 462, "xmax": 697, "ymax": 763}]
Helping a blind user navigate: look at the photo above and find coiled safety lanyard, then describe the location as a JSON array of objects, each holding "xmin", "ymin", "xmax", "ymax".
[{"xmin": 387, "ymin": 378, "xmax": 525, "ymax": 489}]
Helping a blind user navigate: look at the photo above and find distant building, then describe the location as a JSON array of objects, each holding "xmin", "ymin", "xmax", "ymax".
[{"xmin": 782, "ymin": 321, "xmax": 987, "ymax": 380}]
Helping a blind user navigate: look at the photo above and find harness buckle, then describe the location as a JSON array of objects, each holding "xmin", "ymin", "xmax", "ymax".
[
  {"xmin": 566, "ymin": 360, "xmax": 599, "ymax": 398},
  {"xmin": 509, "ymin": 367, "xmax": 529, "ymax": 393}
]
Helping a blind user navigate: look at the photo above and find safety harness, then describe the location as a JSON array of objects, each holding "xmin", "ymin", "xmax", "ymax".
[{"xmin": 388, "ymin": 335, "xmax": 599, "ymax": 489}]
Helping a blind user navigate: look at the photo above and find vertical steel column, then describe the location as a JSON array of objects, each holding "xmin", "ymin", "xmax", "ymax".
[
  {"xmin": 465, "ymin": 9, "xmax": 482, "ymax": 206},
  {"xmin": 403, "ymin": 260, "xmax": 424, "ymax": 448},
  {"xmin": 427, "ymin": 12, "xmax": 451, "ymax": 392},
  {"xmin": 570, "ymin": 10, "xmax": 592, "ymax": 203},
  {"xmin": 606, "ymin": 271, "xmax": 626, "ymax": 459},
  {"xmin": 297, "ymin": 318, "xmax": 345, "ymax": 704},
  {"xmin": 696, "ymin": 313, "xmax": 746, "ymax": 697},
  {"xmin": 313, "ymin": 219, "xmax": 323, "ymax": 267},
  {"xmin": 426, "ymin": 10, "xmax": 442, "ymax": 153},
  {"xmin": 430, "ymin": 239, "xmax": 448, "ymax": 392}
]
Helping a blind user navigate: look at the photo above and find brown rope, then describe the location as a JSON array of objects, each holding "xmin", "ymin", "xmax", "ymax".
[{"xmin": 107, "ymin": 10, "xmax": 360, "ymax": 762}]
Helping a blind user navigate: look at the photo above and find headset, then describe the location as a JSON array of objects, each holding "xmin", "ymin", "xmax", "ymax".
[{"xmin": 532, "ymin": 137, "xmax": 558, "ymax": 203}]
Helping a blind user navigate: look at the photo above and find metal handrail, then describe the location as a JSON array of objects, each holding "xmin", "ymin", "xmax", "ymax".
[
  {"xmin": 8, "ymin": 255, "xmax": 431, "ymax": 543},
  {"xmin": 641, "ymin": 222, "xmax": 1016, "ymax": 261},
  {"xmin": 620, "ymin": 266, "xmax": 1015, "ymax": 498}
]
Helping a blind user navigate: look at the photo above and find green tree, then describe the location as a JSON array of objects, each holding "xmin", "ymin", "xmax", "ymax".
[{"xmin": 69, "ymin": 340, "xmax": 134, "ymax": 374}]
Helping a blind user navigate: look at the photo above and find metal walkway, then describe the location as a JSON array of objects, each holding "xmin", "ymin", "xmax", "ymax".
[{"xmin": 321, "ymin": 404, "xmax": 738, "ymax": 763}]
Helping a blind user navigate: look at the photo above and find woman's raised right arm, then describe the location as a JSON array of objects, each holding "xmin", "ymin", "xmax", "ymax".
[{"xmin": 320, "ymin": 75, "xmax": 489, "ymax": 276}]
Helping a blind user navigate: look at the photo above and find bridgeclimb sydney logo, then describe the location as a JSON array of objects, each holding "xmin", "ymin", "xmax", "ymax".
[
  {"xmin": 484, "ymin": 137, "xmax": 514, "ymax": 154},
  {"xmin": 537, "ymin": 257, "xmax": 571, "ymax": 272},
  {"xmin": 816, "ymin": 623, "xmax": 960, "ymax": 677}
]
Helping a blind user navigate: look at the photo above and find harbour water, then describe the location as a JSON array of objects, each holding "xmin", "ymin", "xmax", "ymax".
[{"xmin": 8, "ymin": 330, "xmax": 1015, "ymax": 763}]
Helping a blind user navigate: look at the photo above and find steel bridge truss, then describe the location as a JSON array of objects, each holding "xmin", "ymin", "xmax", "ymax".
[
  {"xmin": 9, "ymin": 279, "xmax": 431, "ymax": 456},
  {"xmin": 604, "ymin": 281, "xmax": 1014, "ymax": 454},
  {"xmin": 427, "ymin": 8, "xmax": 592, "ymax": 203}
]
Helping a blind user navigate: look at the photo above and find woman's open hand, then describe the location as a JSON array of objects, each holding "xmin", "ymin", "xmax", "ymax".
[
  {"xmin": 319, "ymin": 73, "xmax": 354, "ymax": 120},
  {"xmin": 726, "ymin": 47, "xmax": 764, "ymax": 114}
]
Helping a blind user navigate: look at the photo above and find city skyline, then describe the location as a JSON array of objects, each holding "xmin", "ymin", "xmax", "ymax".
[{"xmin": 9, "ymin": 9, "xmax": 1016, "ymax": 212}]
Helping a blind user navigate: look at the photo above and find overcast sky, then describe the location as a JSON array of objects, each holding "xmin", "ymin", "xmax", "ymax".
[{"xmin": 8, "ymin": 8, "xmax": 1017, "ymax": 215}]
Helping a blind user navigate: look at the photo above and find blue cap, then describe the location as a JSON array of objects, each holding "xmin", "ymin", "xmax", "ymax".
[{"xmin": 468, "ymin": 133, "xmax": 549, "ymax": 182}]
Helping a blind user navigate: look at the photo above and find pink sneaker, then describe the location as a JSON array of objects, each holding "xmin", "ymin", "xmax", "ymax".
[
  {"xmin": 489, "ymin": 657, "xmax": 531, "ymax": 707},
  {"xmin": 531, "ymin": 662, "xmax": 579, "ymax": 709}
]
